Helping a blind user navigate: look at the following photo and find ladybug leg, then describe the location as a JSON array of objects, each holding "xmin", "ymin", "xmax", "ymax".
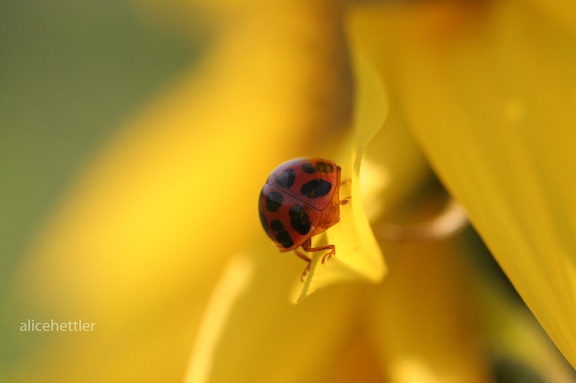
[
  {"xmin": 294, "ymin": 239, "xmax": 338, "ymax": 281},
  {"xmin": 301, "ymin": 238, "xmax": 336, "ymax": 265},
  {"xmin": 320, "ymin": 246, "xmax": 336, "ymax": 264}
]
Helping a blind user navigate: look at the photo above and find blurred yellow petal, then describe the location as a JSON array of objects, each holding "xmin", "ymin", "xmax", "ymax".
[
  {"xmin": 369, "ymin": 187, "xmax": 491, "ymax": 383},
  {"xmin": 375, "ymin": 247, "xmax": 485, "ymax": 383},
  {"xmin": 525, "ymin": 0, "xmax": 576, "ymax": 33},
  {"xmin": 293, "ymin": 51, "xmax": 387, "ymax": 302},
  {"xmin": 185, "ymin": 253, "xmax": 255, "ymax": 383},
  {"xmin": 185, "ymin": 244, "xmax": 363, "ymax": 383},
  {"xmin": 353, "ymin": 0, "xmax": 576, "ymax": 369},
  {"xmin": 12, "ymin": 1, "xmax": 352, "ymax": 381}
]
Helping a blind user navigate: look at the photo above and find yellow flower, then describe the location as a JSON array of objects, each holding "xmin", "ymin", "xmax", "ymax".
[{"xmin": 4, "ymin": 0, "xmax": 576, "ymax": 382}]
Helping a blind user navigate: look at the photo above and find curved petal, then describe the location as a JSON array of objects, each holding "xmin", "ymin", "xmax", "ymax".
[
  {"xmin": 292, "ymin": 51, "xmax": 387, "ymax": 302},
  {"xmin": 353, "ymin": 0, "xmax": 576, "ymax": 368}
]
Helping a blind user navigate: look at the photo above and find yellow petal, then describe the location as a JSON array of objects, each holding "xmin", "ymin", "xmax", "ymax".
[
  {"xmin": 353, "ymin": 0, "xmax": 576, "ymax": 369},
  {"xmin": 292, "ymin": 50, "xmax": 387, "ymax": 302},
  {"xmin": 185, "ymin": 244, "xmax": 363, "ymax": 383}
]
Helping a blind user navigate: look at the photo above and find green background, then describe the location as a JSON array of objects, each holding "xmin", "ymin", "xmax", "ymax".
[{"xmin": 0, "ymin": 0, "xmax": 201, "ymax": 371}]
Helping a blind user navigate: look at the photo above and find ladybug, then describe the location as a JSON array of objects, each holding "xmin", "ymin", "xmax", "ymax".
[{"xmin": 258, "ymin": 158, "xmax": 349, "ymax": 278}]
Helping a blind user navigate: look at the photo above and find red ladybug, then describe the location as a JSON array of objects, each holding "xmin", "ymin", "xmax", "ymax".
[{"xmin": 258, "ymin": 158, "xmax": 349, "ymax": 277}]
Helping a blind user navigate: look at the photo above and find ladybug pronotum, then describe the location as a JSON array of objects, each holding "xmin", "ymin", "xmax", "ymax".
[{"xmin": 258, "ymin": 157, "xmax": 349, "ymax": 278}]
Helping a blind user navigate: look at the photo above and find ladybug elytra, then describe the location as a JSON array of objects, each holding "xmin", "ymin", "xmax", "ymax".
[{"xmin": 258, "ymin": 158, "xmax": 349, "ymax": 278}]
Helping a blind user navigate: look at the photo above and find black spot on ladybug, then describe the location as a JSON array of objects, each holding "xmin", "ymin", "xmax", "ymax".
[
  {"xmin": 265, "ymin": 191, "xmax": 283, "ymax": 212},
  {"xmin": 289, "ymin": 205, "xmax": 311, "ymax": 235},
  {"xmin": 301, "ymin": 180, "xmax": 332, "ymax": 198},
  {"xmin": 276, "ymin": 231, "xmax": 294, "ymax": 248},
  {"xmin": 276, "ymin": 168, "xmax": 295, "ymax": 189},
  {"xmin": 301, "ymin": 162, "xmax": 316, "ymax": 174},
  {"xmin": 259, "ymin": 211, "xmax": 268, "ymax": 232},
  {"xmin": 315, "ymin": 161, "xmax": 334, "ymax": 173},
  {"xmin": 270, "ymin": 219, "xmax": 284, "ymax": 231}
]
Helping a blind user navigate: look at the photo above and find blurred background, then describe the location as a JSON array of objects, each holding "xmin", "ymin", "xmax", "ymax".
[
  {"xmin": 1, "ymin": 0, "xmax": 201, "ymax": 375},
  {"xmin": 2, "ymin": 1, "xmax": 576, "ymax": 382}
]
